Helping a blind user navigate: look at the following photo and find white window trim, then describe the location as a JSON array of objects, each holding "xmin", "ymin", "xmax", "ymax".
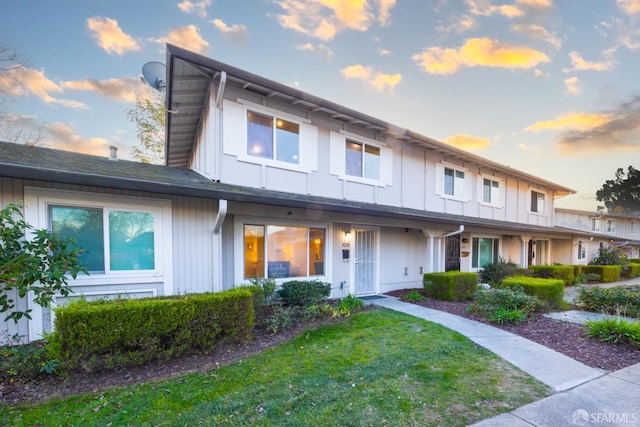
[
  {"xmin": 330, "ymin": 130, "xmax": 392, "ymax": 187},
  {"xmin": 470, "ymin": 235, "xmax": 501, "ymax": 271},
  {"xmin": 437, "ymin": 161, "xmax": 469, "ymax": 201},
  {"xmin": 24, "ymin": 187, "xmax": 173, "ymax": 285},
  {"xmin": 529, "ymin": 189, "xmax": 546, "ymax": 215},
  {"xmin": 224, "ymin": 99, "xmax": 318, "ymax": 173},
  {"xmin": 606, "ymin": 219, "xmax": 615, "ymax": 233},
  {"xmin": 233, "ymin": 216, "xmax": 332, "ymax": 284},
  {"xmin": 631, "ymin": 221, "xmax": 638, "ymax": 236},
  {"xmin": 577, "ymin": 242, "xmax": 587, "ymax": 261},
  {"xmin": 478, "ymin": 174, "xmax": 504, "ymax": 208}
]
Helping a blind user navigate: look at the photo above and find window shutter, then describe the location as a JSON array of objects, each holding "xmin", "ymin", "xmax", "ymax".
[
  {"xmin": 329, "ymin": 131, "xmax": 345, "ymax": 176},
  {"xmin": 222, "ymin": 99, "xmax": 245, "ymax": 157},
  {"xmin": 299, "ymin": 123, "xmax": 318, "ymax": 171}
]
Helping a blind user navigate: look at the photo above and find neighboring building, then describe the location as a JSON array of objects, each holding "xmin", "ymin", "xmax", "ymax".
[
  {"xmin": 555, "ymin": 208, "xmax": 640, "ymax": 262},
  {"xmin": 1, "ymin": 44, "xmax": 589, "ymax": 343}
]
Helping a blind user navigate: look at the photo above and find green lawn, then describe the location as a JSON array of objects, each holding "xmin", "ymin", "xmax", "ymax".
[{"xmin": 1, "ymin": 309, "xmax": 550, "ymax": 426}]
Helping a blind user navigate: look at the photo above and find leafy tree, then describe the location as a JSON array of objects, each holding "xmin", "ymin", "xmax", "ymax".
[
  {"xmin": 126, "ymin": 91, "xmax": 165, "ymax": 164},
  {"xmin": 596, "ymin": 166, "xmax": 640, "ymax": 214},
  {"xmin": 0, "ymin": 203, "xmax": 87, "ymax": 322}
]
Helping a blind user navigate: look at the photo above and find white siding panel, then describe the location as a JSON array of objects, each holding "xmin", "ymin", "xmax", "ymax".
[
  {"xmin": 222, "ymin": 99, "xmax": 245, "ymax": 157},
  {"xmin": 300, "ymin": 123, "xmax": 319, "ymax": 172},
  {"xmin": 329, "ymin": 131, "xmax": 345, "ymax": 177},
  {"xmin": 378, "ymin": 227, "xmax": 426, "ymax": 293}
]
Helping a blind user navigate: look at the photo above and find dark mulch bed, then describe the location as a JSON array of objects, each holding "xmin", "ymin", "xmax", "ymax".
[{"xmin": 386, "ymin": 289, "xmax": 640, "ymax": 373}]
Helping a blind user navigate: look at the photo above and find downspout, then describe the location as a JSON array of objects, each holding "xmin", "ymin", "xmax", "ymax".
[
  {"xmin": 215, "ymin": 71, "xmax": 227, "ymax": 108},
  {"xmin": 213, "ymin": 71, "xmax": 227, "ymax": 181},
  {"xmin": 437, "ymin": 225, "xmax": 465, "ymax": 271},
  {"xmin": 212, "ymin": 199, "xmax": 228, "ymax": 292}
]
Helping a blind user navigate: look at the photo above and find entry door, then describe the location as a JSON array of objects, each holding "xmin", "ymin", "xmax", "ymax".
[
  {"xmin": 445, "ymin": 235, "xmax": 461, "ymax": 271},
  {"xmin": 354, "ymin": 229, "xmax": 376, "ymax": 295}
]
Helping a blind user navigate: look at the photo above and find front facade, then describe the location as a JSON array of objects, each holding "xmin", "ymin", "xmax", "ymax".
[{"xmin": 1, "ymin": 44, "xmax": 592, "ymax": 343}]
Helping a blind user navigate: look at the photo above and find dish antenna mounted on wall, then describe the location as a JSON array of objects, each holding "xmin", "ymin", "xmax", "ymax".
[{"xmin": 140, "ymin": 61, "xmax": 166, "ymax": 92}]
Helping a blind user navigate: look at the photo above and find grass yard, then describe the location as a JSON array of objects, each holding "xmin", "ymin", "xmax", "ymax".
[{"xmin": 1, "ymin": 309, "xmax": 550, "ymax": 426}]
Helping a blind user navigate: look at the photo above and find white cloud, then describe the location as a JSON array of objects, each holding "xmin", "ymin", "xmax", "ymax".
[
  {"xmin": 46, "ymin": 122, "xmax": 111, "ymax": 156},
  {"xmin": 0, "ymin": 67, "xmax": 88, "ymax": 109},
  {"xmin": 177, "ymin": 0, "xmax": 211, "ymax": 17},
  {"xmin": 295, "ymin": 42, "xmax": 334, "ymax": 61},
  {"xmin": 466, "ymin": 0, "xmax": 524, "ymax": 18},
  {"xmin": 616, "ymin": 0, "xmax": 640, "ymax": 15},
  {"xmin": 341, "ymin": 64, "xmax": 402, "ymax": 92},
  {"xmin": 511, "ymin": 24, "xmax": 562, "ymax": 49},
  {"xmin": 211, "ymin": 18, "xmax": 248, "ymax": 43},
  {"xmin": 62, "ymin": 77, "xmax": 141, "ymax": 103},
  {"xmin": 87, "ymin": 17, "xmax": 140, "ymax": 56},
  {"xmin": 564, "ymin": 76, "xmax": 580, "ymax": 95},
  {"xmin": 563, "ymin": 51, "xmax": 614, "ymax": 72}
]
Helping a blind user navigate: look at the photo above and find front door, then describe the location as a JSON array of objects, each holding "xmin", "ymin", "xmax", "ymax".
[
  {"xmin": 354, "ymin": 228, "xmax": 376, "ymax": 295},
  {"xmin": 445, "ymin": 235, "xmax": 461, "ymax": 271}
]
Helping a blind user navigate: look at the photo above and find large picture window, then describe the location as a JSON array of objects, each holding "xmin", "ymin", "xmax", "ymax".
[
  {"xmin": 247, "ymin": 111, "xmax": 299, "ymax": 164},
  {"xmin": 243, "ymin": 224, "xmax": 325, "ymax": 279},
  {"xmin": 472, "ymin": 237, "xmax": 499, "ymax": 269},
  {"xmin": 50, "ymin": 206, "xmax": 155, "ymax": 273},
  {"xmin": 345, "ymin": 140, "xmax": 380, "ymax": 180}
]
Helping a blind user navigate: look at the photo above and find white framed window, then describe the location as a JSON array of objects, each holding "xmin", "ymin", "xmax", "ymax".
[
  {"xmin": 223, "ymin": 99, "xmax": 318, "ymax": 172},
  {"xmin": 240, "ymin": 220, "xmax": 328, "ymax": 280},
  {"xmin": 530, "ymin": 190, "xmax": 545, "ymax": 214},
  {"xmin": 478, "ymin": 175, "xmax": 503, "ymax": 206},
  {"xmin": 607, "ymin": 219, "xmax": 615, "ymax": 233},
  {"xmin": 577, "ymin": 242, "xmax": 587, "ymax": 261},
  {"xmin": 471, "ymin": 237, "xmax": 499, "ymax": 269},
  {"xmin": 24, "ymin": 187, "xmax": 172, "ymax": 281},
  {"xmin": 329, "ymin": 131, "xmax": 392, "ymax": 186},
  {"xmin": 631, "ymin": 221, "xmax": 638, "ymax": 235},
  {"xmin": 444, "ymin": 167, "xmax": 465, "ymax": 198},
  {"xmin": 591, "ymin": 218, "xmax": 600, "ymax": 231}
]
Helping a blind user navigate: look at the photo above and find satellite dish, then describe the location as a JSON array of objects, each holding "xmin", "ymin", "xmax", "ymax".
[{"xmin": 140, "ymin": 61, "xmax": 166, "ymax": 92}]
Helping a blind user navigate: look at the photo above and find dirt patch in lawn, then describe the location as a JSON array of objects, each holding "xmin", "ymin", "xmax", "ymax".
[{"xmin": 385, "ymin": 289, "xmax": 640, "ymax": 373}]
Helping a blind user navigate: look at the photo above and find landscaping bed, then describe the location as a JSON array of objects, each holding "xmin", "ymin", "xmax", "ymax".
[{"xmin": 386, "ymin": 289, "xmax": 640, "ymax": 372}]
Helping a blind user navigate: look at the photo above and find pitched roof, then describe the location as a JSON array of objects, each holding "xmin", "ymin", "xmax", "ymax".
[
  {"xmin": 165, "ymin": 43, "xmax": 576, "ymax": 197},
  {"xmin": 0, "ymin": 141, "xmax": 571, "ymax": 235}
]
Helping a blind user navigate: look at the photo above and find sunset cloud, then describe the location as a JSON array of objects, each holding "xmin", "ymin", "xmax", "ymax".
[
  {"xmin": 212, "ymin": 18, "xmax": 248, "ymax": 43},
  {"xmin": 0, "ymin": 67, "xmax": 87, "ymax": 109},
  {"xmin": 151, "ymin": 25, "xmax": 208, "ymax": 54},
  {"xmin": 616, "ymin": 0, "xmax": 640, "ymax": 15},
  {"xmin": 525, "ymin": 112, "xmax": 611, "ymax": 132},
  {"xmin": 511, "ymin": 24, "xmax": 562, "ymax": 49},
  {"xmin": 177, "ymin": 0, "xmax": 211, "ymax": 17},
  {"xmin": 564, "ymin": 76, "xmax": 581, "ymax": 95},
  {"xmin": 295, "ymin": 43, "xmax": 334, "ymax": 61},
  {"xmin": 467, "ymin": 0, "xmax": 524, "ymax": 18},
  {"xmin": 46, "ymin": 122, "xmax": 110, "ymax": 156},
  {"xmin": 87, "ymin": 17, "xmax": 140, "ymax": 56},
  {"xmin": 516, "ymin": 0, "xmax": 552, "ymax": 8},
  {"xmin": 436, "ymin": 15, "xmax": 476, "ymax": 34},
  {"xmin": 275, "ymin": 0, "xmax": 397, "ymax": 41},
  {"xmin": 62, "ymin": 77, "xmax": 140, "ymax": 103},
  {"xmin": 563, "ymin": 51, "xmax": 614, "ymax": 72},
  {"xmin": 443, "ymin": 134, "xmax": 492, "ymax": 151},
  {"xmin": 341, "ymin": 64, "xmax": 402, "ymax": 92},
  {"xmin": 412, "ymin": 37, "xmax": 549, "ymax": 75}
]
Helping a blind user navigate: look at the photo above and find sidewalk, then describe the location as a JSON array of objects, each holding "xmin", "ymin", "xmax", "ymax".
[{"xmin": 371, "ymin": 297, "xmax": 640, "ymax": 427}]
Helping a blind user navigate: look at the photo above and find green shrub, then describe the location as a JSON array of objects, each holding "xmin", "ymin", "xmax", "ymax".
[
  {"xmin": 478, "ymin": 257, "xmax": 520, "ymax": 285},
  {"xmin": 590, "ymin": 244, "xmax": 630, "ymax": 268},
  {"xmin": 247, "ymin": 277, "xmax": 276, "ymax": 305},
  {"xmin": 575, "ymin": 285, "xmax": 640, "ymax": 318},
  {"xmin": 403, "ymin": 289, "xmax": 425, "ymax": 302},
  {"xmin": 501, "ymin": 276, "xmax": 565, "ymax": 311},
  {"xmin": 0, "ymin": 340, "xmax": 59, "ymax": 381},
  {"xmin": 332, "ymin": 294, "xmax": 365, "ymax": 316},
  {"xmin": 530, "ymin": 265, "xmax": 574, "ymax": 286},
  {"xmin": 585, "ymin": 318, "xmax": 640, "ymax": 349},
  {"xmin": 625, "ymin": 263, "xmax": 640, "ymax": 278},
  {"xmin": 468, "ymin": 286, "xmax": 539, "ymax": 324},
  {"xmin": 48, "ymin": 289, "xmax": 255, "ymax": 372},
  {"xmin": 423, "ymin": 271, "xmax": 478, "ymax": 301},
  {"xmin": 277, "ymin": 280, "xmax": 331, "ymax": 306},
  {"xmin": 582, "ymin": 265, "xmax": 621, "ymax": 282}
]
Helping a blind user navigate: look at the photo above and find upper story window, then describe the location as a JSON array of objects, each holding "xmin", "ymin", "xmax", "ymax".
[
  {"xmin": 631, "ymin": 221, "xmax": 638, "ymax": 235},
  {"xmin": 346, "ymin": 140, "xmax": 380, "ymax": 180},
  {"xmin": 577, "ymin": 242, "xmax": 587, "ymax": 261},
  {"xmin": 607, "ymin": 219, "xmax": 615, "ymax": 233},
  {"xmin": 444, "ymin": 167, "xmax": 465, "ymax": 198},
  {"xmin": 591, "ymin": 218, "xmax": 600, "ymax": 231},
  {"xmin": 247, "ymin": 111, "xmax": 300, "ymax": 164},
  {"xmin": 530, "ymin": 190, "xmax": 545, "ymax": 214}
]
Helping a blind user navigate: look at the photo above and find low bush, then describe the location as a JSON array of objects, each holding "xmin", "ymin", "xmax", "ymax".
[
  {"xmin": 0, "ymin": 340, "xmax": 59, "ymax": 381},
  {"xmin": 582, "ymin": 265, "xmax": 621, "ymax": 283},
  {"xmin": 575, "ymin": 285, "xmax": 640, "ymax": 318},
  {"xmin": 529, "ymin": 265, "xmax": 574, "ymax": 286},
  {"xmin": 423, "ymin": 271, "xmax": 477, "ymax": 301},
  {"xmin": 403, "ymin": 289, "xmax": 425, "ymax": 302},
  {"xmin": 625, "ymin": 263, "xmax": 640, "ymax": 278},
  {"xmin": 478, "ymin": 257, "xmax": 520, "ymax": 285},
  {"xmin": 48, "ymin": 289, "xmax": 255, "ymax": 372},
  {"xmin": 501, "ymin": 276, "xmax": 565, "ymax": 311},
  {"xmin": 331, "ymin": 294, "xmax": 365, "ymax": 317},
  {"xmin": 468, "ymin": 286, "xmax": 539, "ymax": 324},
  {"xmin": 585, "ymin": 318, "xmax": 640, "ymax": 349},
  {"xmin": 277, "ymin": 280, "xmax": 332, "ymax": 306}
]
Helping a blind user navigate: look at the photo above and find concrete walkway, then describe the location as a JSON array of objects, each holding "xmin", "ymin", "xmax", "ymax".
[{"xmin": 370, "ymin": 297, "xmax": 640, "ymax": 427}]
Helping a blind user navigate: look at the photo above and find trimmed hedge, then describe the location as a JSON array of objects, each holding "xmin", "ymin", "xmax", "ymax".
[
  {"xmin": 576, "ymin": 285, "xmax": 640, "ymax": 318},
  {"xmin": 582, "ymin": 265, "xmax": 621, "ymax": 283},
  {"xmin": 423, "ymin": 271, "xmax": 478, "ymax": 301},
  {"xmin": 501, "ymin": 276, "xmax": 565, "ymax": 310},
  {"xmin": 277, "ymin": 280, "xmax": 331, "ymax": 306},
  {"xmin": 625, "ymin": 263, "xmax": 640, "ymax": 279},
  {"xmin": 48, "ymin": 288, "xmax": 255, "ymax": 372},
  {"xmin": 529, "ymin": 265, "xmax": 574, "ymax": 286}
]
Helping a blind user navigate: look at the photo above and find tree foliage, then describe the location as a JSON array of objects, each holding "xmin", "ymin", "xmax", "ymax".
[
  {"xmin": 0, "ymin": 203, "xmax": 87, "ymax": 322},
  {"xmin": 126, "ymin": 91, "xmax": 165, "ymax": 164},
  {"xmin": 596, "ymin": 166, "xmax": 640, "ymax": 214}
]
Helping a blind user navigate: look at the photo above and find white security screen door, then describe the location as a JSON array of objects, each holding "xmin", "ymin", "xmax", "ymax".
[{"xmin": 354, "ymin": 228, "xmax": 376, "ymax": 295}]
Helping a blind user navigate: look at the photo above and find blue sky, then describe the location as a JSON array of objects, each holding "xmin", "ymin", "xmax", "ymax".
[{"xmin": 1, "ymin": 0, "xmax": 639, "ymax": 211}]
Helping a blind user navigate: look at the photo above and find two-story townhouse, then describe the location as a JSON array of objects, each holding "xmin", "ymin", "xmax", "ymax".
[
  {"xmin": 555, "ymin": 208, "xmax": 640, "ymax": 262},
  {"xmin": 0, "ymin": 44, "xmax": 578, "ymax": 343}
]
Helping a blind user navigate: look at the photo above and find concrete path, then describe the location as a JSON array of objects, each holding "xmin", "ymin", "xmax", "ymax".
[{"xmin": 370, "ymin": 296, "xmax": 640, "ymax": 427}]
